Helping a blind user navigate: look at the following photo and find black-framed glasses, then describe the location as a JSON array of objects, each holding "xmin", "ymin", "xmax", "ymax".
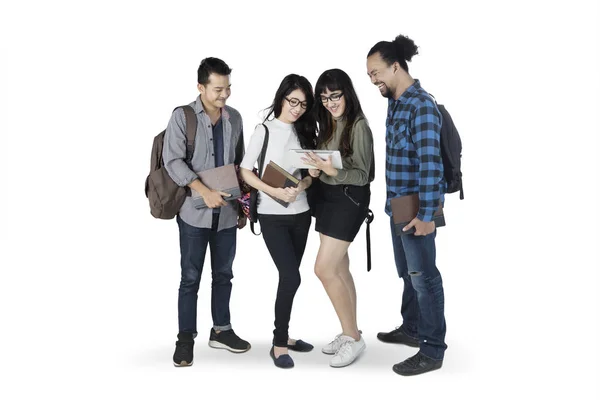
[
  {"xmin": 285, "ymin": 97, "xmax": 308, "ymax": 109},
  {"xmin": 320, "ymin": 92, "xmax": 344, "ymax": 104}
]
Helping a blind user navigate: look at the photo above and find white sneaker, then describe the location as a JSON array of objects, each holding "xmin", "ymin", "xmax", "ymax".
[
  {"xmin": 322, "ymin": 333, "xmax": 343, "ymax": 355},
  {"xmin": 322, "ymin": 330, "xmax": 363, "ymax": 355},
  {"xmin": 329, "ymin": 335, "xmax": 366, "ymax": 367}
]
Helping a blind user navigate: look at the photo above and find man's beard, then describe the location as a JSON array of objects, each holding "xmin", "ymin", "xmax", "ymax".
[{"xmin": 378, "ymin": 83, "xmax": 393, "ymax": 98}]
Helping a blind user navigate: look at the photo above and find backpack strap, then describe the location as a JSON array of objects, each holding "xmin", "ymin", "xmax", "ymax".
[
  {"xmin": 257, "ymin": 124, "xmax": 270, "ymax": 179},
  {"xmin": 250, "ymin": 123, "xmax": 270, "ymax": 235},
  {"xmin": 172, "ymin": 105, "xmax": 197, "ymax": 198},
  {"xmin": 180, "ymin": 105, "xmax": 197, "ymax": 163}
]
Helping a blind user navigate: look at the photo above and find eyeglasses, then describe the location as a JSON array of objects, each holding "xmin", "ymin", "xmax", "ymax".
[
  {"xmin": 319, "ymin": 92, "xmax": 344, "ymax": 104},
  {"xmin": 285, "ymin": 97, "xmax": 308, "ymax": 109}
]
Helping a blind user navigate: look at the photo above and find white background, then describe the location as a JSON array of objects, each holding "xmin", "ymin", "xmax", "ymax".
[{"xmin": 1, "ymin": 0, "xmax": 598, "ymax": 399}]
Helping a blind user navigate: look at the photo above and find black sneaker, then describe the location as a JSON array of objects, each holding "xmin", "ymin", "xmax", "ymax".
[
  {"xmin": 173, "ymin": 332, "xmax": 194, "ymax": 367},
  {"xmin": 208, "ymin": 328, "xmax": 251, "ymax": 353},
  {"xmin": 377, "ymin": 326, "xmax": 419, "ymax": 347},
  {"xmin": 392, "ymin": 352, "xmax": 443, "ymax": 376}
]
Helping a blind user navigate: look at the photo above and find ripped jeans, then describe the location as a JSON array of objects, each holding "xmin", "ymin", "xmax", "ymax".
[{"xmin": 390, "ymin": 217, "xmax": 448, "ymax": 360}]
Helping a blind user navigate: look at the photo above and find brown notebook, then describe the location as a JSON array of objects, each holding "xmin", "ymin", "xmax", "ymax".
[
  {"xmin": 191, "ymin": 164, "xmax": 241, "ymax": 209},
  {"xmin": 261, "ymin": 161, "xmax": 300, "ymax": 208},
  {"xmin": 391, "ymin": 193, "xmax": 445, "ymax": 235}
]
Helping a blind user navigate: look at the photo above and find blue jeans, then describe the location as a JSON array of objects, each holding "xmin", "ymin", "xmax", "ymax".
[
  {"xmin": 177, "ymin": 214, "xmax": 236, "ymax": 334},
  {"xmin": 390, "ymin": 217, "xmax": 447, "ymax": 360}
]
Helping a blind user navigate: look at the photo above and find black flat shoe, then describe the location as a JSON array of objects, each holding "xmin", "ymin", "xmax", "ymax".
[
  {"xmin": 270, "ymin": 346, "xmax": 294, "ymax": 369},
  {"xmin": 287, "ymin": 339, "xmax": 314, "ymax": 352}
]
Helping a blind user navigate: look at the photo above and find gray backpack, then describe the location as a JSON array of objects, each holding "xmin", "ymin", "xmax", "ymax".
[{"xmin": 145, "ymin": 105, "xmax": 197, "ymax": 219}]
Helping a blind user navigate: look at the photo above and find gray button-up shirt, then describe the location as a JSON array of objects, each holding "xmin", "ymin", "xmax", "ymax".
[{"xmin": 163, "ymin": 96, "xmax": 244, "ymax": 230}]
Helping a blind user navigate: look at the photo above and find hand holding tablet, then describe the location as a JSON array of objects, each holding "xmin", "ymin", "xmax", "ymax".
[{"xmin": 287, "ymin": 149, "xmax": 343, "ymax": 170}]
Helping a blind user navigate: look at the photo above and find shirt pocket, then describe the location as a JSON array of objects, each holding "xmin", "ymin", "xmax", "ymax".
[{"xmin": 388, "ymin": 121, "xmax": 409, "ymax": 150}]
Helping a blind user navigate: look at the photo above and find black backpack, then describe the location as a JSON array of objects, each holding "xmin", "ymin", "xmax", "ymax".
[
  {"xmin": 145, "ymin": 105, "xmax": 197, "ymax": 219},
  {"xmin": 429, "ymin": 95, "xmax": 464, "ymax": 200}
]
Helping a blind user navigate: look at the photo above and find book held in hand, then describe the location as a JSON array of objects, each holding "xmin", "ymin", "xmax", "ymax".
[
  {"xmin": 391, "ymin": 193, "xmax": 445, "ymax": 235},
  {"xmin": 191, "ymin": 164, "xmax": 242, "ymax": 209},
  {"xmin": 261, "ymin": 161, "xmax": 300, "ymax": 208}
]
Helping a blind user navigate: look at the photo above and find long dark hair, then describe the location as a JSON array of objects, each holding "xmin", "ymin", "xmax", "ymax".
[
  {"xmin": 314, "ymin": 69, "xmax": 364, "ymax": 157},
  {"xmin": 264, "ymin": 74, "xmax": 317, "ymax": 150},
  {"xmin": 367, "ymin": 34, "xmax": 419, "ymax": 73}
]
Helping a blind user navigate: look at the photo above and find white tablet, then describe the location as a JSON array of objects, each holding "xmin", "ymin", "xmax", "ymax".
[{"xmin": 287, "ymin": 149, "xmax": 343, "ymax": 170}]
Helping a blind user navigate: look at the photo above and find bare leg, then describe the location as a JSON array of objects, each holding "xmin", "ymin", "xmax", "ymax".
[
  {"xmin": 314, "ymin": 234, "xmax": 359, "ymax": 340},
  {"xmin": 339, "ymin": 252, "xmax": 358, "ymax": 331}
]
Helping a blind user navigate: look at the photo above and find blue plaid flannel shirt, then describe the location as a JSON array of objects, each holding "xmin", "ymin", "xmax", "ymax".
[{"xmin": 385, "ymin": 79, "xmax": 445, "ymax": 222}]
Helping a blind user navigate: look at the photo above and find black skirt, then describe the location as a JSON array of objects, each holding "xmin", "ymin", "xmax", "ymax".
[{"xmin": 313, "ymin": 180, "xmax": 371, "ymax": 242}]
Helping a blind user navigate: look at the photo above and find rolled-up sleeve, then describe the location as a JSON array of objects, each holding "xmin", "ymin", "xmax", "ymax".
[{"xmin": 163, "ymin": 108, "xmax": 198, "ymax": 187}]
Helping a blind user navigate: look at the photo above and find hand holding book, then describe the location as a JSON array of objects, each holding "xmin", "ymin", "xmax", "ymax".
[
  {"xmin": 402, "ymin": 217, "xmax": 436, "ymax": 236},
  {"xmin": 271, "ymin": 187, "xmax": 298, "ymax": 204},
  {"xmin": 200, "ymin": 188, "xmax": 231, "ymax": 209},
  {"xmin": 190, "ymin": 164, "xmax": 241, "ymax": 209},
  {"xmin": 391, "ymin": 193, "xmax": 445, "ymax": 236}
]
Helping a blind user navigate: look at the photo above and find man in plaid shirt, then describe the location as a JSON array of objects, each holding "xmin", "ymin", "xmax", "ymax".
[{"xmin": 367, "ymin": 34, "xmax": 448, "ymax": 376}]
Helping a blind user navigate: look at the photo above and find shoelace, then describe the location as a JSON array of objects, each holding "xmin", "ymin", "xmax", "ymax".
[
  {"xmin": 328, "ymin": 335, "xmax": 344, "ymax": 350},
  {"xmin": 336, "ymin": 340, "xmax": 354, "ymax": 359}
]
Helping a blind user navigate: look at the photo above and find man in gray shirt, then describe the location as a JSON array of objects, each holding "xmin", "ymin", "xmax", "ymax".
[{"xmin": 163, "ymin": 57, "xmax": 250, "ymax": 367}]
